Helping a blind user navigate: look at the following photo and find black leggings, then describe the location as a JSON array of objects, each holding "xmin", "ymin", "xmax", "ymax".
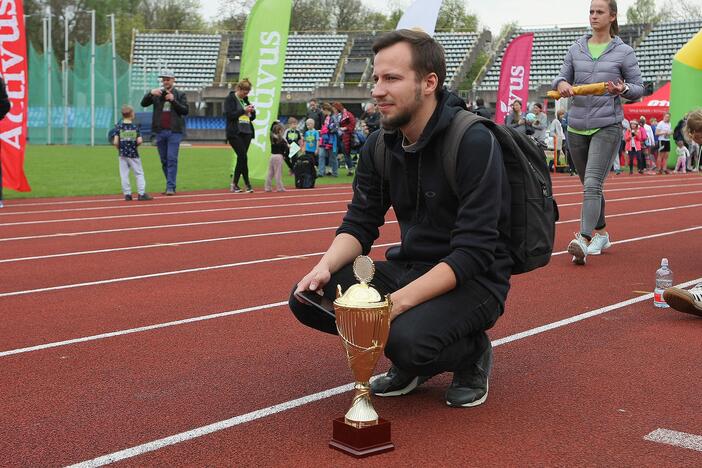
[
  {"xmin": 229, "ymin": 134, "xmax": 253, "ymax": 187},
  {"xmin": 289, "ymin": 260, "xmax": 502, "ymax": 375}
]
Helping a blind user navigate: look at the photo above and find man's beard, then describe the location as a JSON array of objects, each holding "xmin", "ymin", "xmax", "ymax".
[{"xmin": 379, "ymin": 85, "xmax": 422, "ymax": 131}]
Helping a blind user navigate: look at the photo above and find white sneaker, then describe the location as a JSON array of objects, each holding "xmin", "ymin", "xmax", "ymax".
[
  {"xmin": 567, "ymin": 233, "xmax": 588, "ymax": 265},
  {"xmin": 587, "ymin": 232, "xmax": 612, "ymax": 255},
  {"xmin": 663, "ymin": 284, "xmax": 702, "ymax": 317},
  {"xmin": 0, "ymin": 200, "xmax": 3, "ymax": 208}
]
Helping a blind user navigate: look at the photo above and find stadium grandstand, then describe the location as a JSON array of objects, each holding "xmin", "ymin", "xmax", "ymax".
[{"xmin": 28, "ymin": 20, "xmax": 702, "ymax": 143}]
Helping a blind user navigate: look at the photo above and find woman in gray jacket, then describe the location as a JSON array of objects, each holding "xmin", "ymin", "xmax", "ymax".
[{"xmin": 552, "ymin": 0, "xmax": 643, "ymax": 266}]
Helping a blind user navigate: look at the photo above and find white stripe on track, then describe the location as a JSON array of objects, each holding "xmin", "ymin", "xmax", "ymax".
[
  {"xmin": 0, "ymin": 241, "xmax": 400, "ymax": 298},
  {"xmin": 2, "ymin": 203, "xmax": 699, "ymax": 264},
  {"xmin": 0, "ymin": 301, "xmax": 288, "ymax": 358},
  {"xmin": 0, "ymin": 191, "xmax": 352, "ymax": 217},
  {"xmin": 1, "ymin": 185, "xmax": 348, "ymax": 209},
  {"xmin": 66, "ymin": 276, "xmax": 702, "ymax": 468},
  {"xmin": 0, "ymin": 199, "xmax": 349, "ymax": 227},
  {"xmin": 556, "ymin": 182, "xmax": 702, "ymax": 197},
  {"xmin": 3, "ymin": 225, "xmax": 702, "ymax": 299},
  {"xmin": 0, "ymin": 210, "xmax": 349, "ymax": 243},
  {"xmin": 556, "ymin": 190, "xmax": 702, "ymax": 207},
  {"xmin": 0, "ymin": 189, "xmax": 689, "ymax": 243},
  {"xmin": 644, "ymin": 428, "xmax": 702, "ymax": 452},
  {"xmin": 0, "ymin": 226, "xmax": 341, "ymax": 264}
]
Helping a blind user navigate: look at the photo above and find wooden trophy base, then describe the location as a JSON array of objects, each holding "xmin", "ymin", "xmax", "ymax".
[{"xmin": 329, "ymin": 417, "xmax": 394, "ymax": 458}]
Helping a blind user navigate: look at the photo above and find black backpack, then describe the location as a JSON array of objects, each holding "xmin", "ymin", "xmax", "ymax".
[
  {"xmin": 294, "ymin": 154, "xmax": 316, "ymax": 189},
  {"xmin": 373, "ymin": 110, "xmax": 558, "ymax": 275}
]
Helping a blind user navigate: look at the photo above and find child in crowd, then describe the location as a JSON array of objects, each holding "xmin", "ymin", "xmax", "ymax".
[
  {"xmin": 674, "ymin": 140, "xmax": 690, "ymax": 173},
  {"xmin": 303, "ymin": 118, "xmax": 320, "ymax": 166},
  {"xmin": 265, "ymin": 122, "xmax": 288, "ymax": 192},
  {"xmin": 113, "ymin": 105, "xmax": 152, "ymax": 201},
  {"xmin": 283, "ymin": 117, "xmax": 303, "ymax": 172}
]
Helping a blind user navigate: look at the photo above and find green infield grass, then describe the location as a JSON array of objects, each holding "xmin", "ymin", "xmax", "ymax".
[{"xmin": 3, "ymin": 144, "xmax": 354, "ymax": 199}]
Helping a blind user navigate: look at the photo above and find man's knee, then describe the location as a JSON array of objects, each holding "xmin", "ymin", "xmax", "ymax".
[{"xmin": 384, "ymin": 326, "xmax": 436, "ymax": 374}]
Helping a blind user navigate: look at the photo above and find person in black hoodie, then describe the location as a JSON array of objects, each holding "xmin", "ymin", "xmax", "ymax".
[
  {"xmin": 289, "ymin": 29, "xmax": 512, "ymax": 408},
  {"xmin": 224, "ymin": 78, "xmax": 256, "ymax": 193}
]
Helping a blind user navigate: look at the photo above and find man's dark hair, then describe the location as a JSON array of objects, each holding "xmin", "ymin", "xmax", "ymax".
[
  {"xmin": 372, "ymin": 29, "xmax": 446, "ymax": 97},
  {"xmin": 476, "ymin": 97, "xmax": 485, "ymax": 107}
]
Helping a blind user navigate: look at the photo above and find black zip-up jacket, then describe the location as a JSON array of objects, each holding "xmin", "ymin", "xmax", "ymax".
[
  {"xmin": 224, "ymin": 91, "xmax": 257, "ymax": 140},
  {"xmin": 140, "ymin": 87, "xmax": 189, "ymax": 134},
  {"xmin": 337, "ymin": 90, "xmax": 513, "ymax": 305}
]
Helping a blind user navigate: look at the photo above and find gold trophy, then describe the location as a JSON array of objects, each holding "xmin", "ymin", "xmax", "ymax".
[{"xmin": 329, "ymin": 256, "xmax": 394, "ymax": 457}]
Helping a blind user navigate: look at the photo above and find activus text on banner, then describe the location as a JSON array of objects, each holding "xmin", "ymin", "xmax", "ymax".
[
  {"xmin": 0, "ymin": 0, "xmax": 30, "ymax": 192},
  {"xmin": 495, "ymin": 33, "xmax": 534, "ymax": 126},
  {"xmin": 239, "ymin": 0, "xmax": 292, "ymax": 180}
]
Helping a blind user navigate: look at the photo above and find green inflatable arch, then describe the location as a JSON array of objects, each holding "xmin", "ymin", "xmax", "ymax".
[{"xmin": 669, "ymin": 29, "xmax": 702, "ymax": 167}]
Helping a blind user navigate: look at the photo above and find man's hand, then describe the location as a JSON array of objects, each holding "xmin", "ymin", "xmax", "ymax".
[
  {"xmin": 164, "ymin": 91, "xmax": 175, "ymax": 102},
  {"xmin": 389, "ymin": 292, "xmax": 410, "ymax": 322},
  {"xmin": 557, "ymin": 80, "xmax": 574, "ymax": 98},
  {"xmin": 150, "ymin": 88, "xmax": 162, "ymax": 96},
  {"xmin": 295, "ymin": 264, "xmax": 332, "ymax": 295}
]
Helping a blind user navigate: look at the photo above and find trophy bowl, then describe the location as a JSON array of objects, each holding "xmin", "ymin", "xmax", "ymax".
[{"xmin": 329, "ymin": 256, "xmax": 394, "ymax": 457}]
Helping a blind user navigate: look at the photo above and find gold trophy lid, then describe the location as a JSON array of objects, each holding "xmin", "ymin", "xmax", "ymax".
[{"xmin": 334, "ymin": 256, "xmax": 386, "ymax": 308}]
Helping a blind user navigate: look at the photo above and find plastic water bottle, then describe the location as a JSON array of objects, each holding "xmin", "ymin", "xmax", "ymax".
[{"xmin": 654, "ymin": 258, "xmax": 673, "ymax": 308}]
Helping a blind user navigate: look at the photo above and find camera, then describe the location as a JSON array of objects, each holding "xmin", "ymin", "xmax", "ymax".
[{"xmin": 160, "ymin": 88, "xmax": 168, "ymax": 97}]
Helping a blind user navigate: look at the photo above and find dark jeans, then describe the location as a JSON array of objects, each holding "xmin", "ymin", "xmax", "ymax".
[
  {"xmin": 289, "ymin": 260, "xmax": 501, "ymax": 376},
  {"xmin": 229, "ymin": 133, "xmax": 253, "ymax": 187},
  {"xmin": 156, "ymin": 130, "xmax": 183, "ymax": 191}
]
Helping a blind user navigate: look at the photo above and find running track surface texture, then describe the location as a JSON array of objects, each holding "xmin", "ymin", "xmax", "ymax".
[{"xmin": 1, "ymin": 173, "xmax": 702, "ymax": 466}]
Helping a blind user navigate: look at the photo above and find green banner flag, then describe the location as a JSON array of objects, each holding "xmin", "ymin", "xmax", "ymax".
[{"xmin": 239, "ymin": 0, "xmax": 292, "ymax": 179}]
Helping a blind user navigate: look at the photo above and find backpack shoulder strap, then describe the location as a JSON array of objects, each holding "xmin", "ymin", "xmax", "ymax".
[{"xmin": 442, "ymin": 110, "xmax": 494, "ymax": 195}]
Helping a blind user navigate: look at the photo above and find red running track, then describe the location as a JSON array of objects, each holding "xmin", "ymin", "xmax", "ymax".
[{"xmin": 1, "ymin": 175, "xmax": 701, "ymax": 466}]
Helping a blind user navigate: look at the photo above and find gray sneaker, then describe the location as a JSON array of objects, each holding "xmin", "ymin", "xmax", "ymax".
[
  {"xmin": 370, "ymin": 366, "xmax": 434, "ymax": 397},
  {"xmin": 445, "ymin": 341, "xmax": 493, "ymax": 408}
]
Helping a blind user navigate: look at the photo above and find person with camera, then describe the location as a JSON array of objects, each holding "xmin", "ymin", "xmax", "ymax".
[
  {"xmin": 224, "ymin": 78, "xmax": 256, "ymax": 193},
  {"xmin": 140, "ymin": 69, "xmax": 189, "ymax": 196}
]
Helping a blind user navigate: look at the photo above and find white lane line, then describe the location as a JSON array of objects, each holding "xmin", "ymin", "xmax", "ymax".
[
  {"xmin": 0, "ymin": 225, "xmax": 342, "ymax": 264},
  {"xmin": 66, "ymin": 276, "xmax": 702, "ymax": 468},
  {"xmin": 0, "ymin": 185, "xmax": 348, "ymax": 209},
  {"xmin": 644, "ymin": 428, "xmax": 702, "ymax": 452},
  {"xmin": 3, "ymin": 225, "xmax": 702, "ymax": 299},
  {"xmin": 0, "ymin": 183, "xmax": 702, "ymax": 226},
  {"xmin": 551, "ymin": 177, "xmax": 702, "ymax": 190},
  {"xmin": 0, "ymin": 188, "xmax": 687, "ymax": 243},
  {"xmin": 0, "ymin": 241, "xmax": 399, "ymax": 298},
  {"xmin": 0, "ymin": 199, "xmax": 349, "ymax": 227},
  {"xmin": 0, "ymin": 191, "xmax": 352, "ymax": 217},
  {"xmin": 2, "ymin": 202, "xmax": 699, "ymax": 264},
  {"xmin": 556, "ymin": 182, "xmax": 702, "ymax": 197},
  {"xmin": 557, "ymin": 190, "xmax": 702, "ymax": 207},
  {"xmin": 0, "ymin": 210, "xmax": 349, "ymax": 243},
  {"xmin": 0, "ymin": 301, "xmax": 288, "ymax": 358}
]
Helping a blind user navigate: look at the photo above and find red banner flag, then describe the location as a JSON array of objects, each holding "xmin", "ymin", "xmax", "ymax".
[
  {"xmin": 0, "ymin": 0, "xmax": 30, "ymax": 192},
  {"xmin": 495, "ymin": 33, "xmax": 534, "ymax": 125}
]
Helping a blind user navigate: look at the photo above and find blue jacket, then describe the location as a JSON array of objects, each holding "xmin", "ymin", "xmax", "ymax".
[{"xmin": 552, "ymin": 35, "xmax": 643, "ymax": 130}]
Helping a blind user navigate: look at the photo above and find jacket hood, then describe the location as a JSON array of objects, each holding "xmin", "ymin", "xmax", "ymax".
[{"xmin": 386, "ymin": 88, "xmax": 467, "ymax": 153}]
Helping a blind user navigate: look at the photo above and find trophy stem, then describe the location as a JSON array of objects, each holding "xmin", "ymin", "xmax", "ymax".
[{"xmin": 344, "ymin": 382, "xmax": 379, "ymax": 427}]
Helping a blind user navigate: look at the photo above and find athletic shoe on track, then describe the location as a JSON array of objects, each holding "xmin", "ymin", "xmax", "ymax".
[
  {"xmin": 446, "ymin": 341, "xmax": 492, "ymax": 408},
  {"xmin": 0, "ymin": 200, "xmax": 4, "ymax": 208},
  {"xmin": 371, "ymin": 366, "xmax": 434, "ymax": 397},
  {"xmin": 663, "ymin": 284, "xmax": 702, "ymax": 317},
  {"xmin": 587, "ymin": 232, "xmax": 612, "ymax": 255},
  {"xmin": 568, "ymin": 233, "xmax": 589, "ymax": 265},
  {"xmin": 124, "ymin": 194, "xmax": 133, "ymax": 201},
  {"xmin": 137, "ymin": 193, "xmax": 153, "ymax": 201}
]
